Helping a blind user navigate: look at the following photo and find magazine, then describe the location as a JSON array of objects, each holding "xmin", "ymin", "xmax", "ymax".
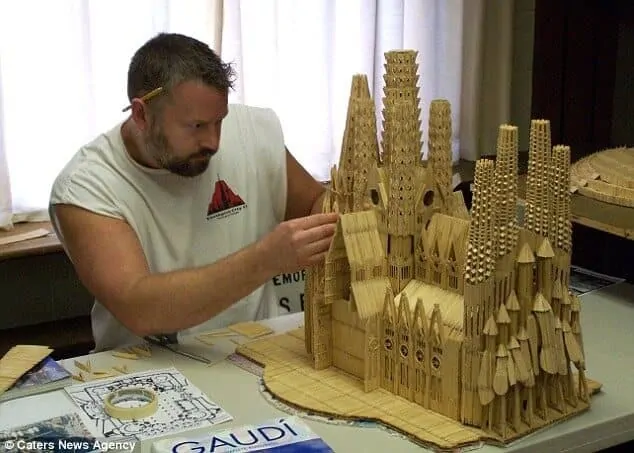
[
  {"xmin": 0, "ymin": 413, "xmax": 97, "ymax": 453},
  {"xmin": 151, "ymin": 416, "xmax": 334, "ymax": 452},
  {"xmin": 569, "ymin": 265, "xmax": 624, "ymax": 296}
]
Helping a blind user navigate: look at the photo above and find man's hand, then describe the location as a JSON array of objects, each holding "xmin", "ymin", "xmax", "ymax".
[{"xmin": 261, "ymin": 212, "xmax": 339, "ymax": 274}]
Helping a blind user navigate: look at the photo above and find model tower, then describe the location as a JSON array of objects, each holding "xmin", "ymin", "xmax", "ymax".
[
  {"xmin": 382, "ymin": 50, "xmax": 422, "ymax": 293},
  {"xmin": 335, "ymin": 75, "xmax": 380, "ymax": 213},
  {"xmin": 427, "ymin": 99, "xmax": 454, "ymax": 208}
]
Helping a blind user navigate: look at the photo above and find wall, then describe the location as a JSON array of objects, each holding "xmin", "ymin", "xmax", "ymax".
[
  {"xmin": 611, "ymin": 8, "xmax": 634, "ymax": 146},
  {"xmin": 0, "ymin": 252, "xmax": 92, "ymax": 330},
  {"xmin": 510, "ymin": 0, "xmax": 536, "ymax": 152}
]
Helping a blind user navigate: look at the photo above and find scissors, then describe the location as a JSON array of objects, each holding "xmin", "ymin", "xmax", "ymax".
[{"xmin": 144, "ymin": 334, "xmax": 212, "ymax": 364}]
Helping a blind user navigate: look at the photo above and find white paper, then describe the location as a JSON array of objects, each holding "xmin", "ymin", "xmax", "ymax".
[{"xmin": 64, "ymin": 368, "xmax": 233, "ymax": 441}]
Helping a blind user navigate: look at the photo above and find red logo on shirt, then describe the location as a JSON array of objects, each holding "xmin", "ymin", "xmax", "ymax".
[{"xmin": 207, "ymin": 177, "xmax": 247, "ymax": 220}]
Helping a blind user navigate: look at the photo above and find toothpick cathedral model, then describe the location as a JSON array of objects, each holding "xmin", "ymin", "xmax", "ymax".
[{"xmin": 236, "ymin": 50, "xmax": 600, "ymax": 449}]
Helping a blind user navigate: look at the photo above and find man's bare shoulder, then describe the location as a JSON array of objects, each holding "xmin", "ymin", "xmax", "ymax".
[{"xmin": 50, "ymin": 122, "xmax": 129, "ymax": 216}]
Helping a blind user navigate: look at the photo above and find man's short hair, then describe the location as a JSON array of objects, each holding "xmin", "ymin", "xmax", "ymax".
[{"xmin": 126, "ymin": 33, "xmax": 235, "ymax": 102}]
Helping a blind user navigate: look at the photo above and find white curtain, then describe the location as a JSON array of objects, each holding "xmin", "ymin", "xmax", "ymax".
[
  {"xmin": 0, "ymin": 0, "xmax": 222, "ymax": 230},
  {"xmin": 0, "ymin": 0, "xmax": 512, "ymax": 230},
  {"xmin": 222, "ymin": 0, "xmax": 468, "ymax": 182}
]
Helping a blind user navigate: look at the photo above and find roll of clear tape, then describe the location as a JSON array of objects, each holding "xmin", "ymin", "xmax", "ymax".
[{"xmin": 103, "ymin": 387, "xmax": 158, "ymax": 420}]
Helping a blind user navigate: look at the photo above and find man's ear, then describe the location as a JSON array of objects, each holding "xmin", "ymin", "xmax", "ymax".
[{"xmin": 130, "ymin": 100, "xmax": 150, "ymax": 132}]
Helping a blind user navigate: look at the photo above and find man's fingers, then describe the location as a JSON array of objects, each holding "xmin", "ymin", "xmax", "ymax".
[
  {"xmin": 293, "ymin": 212, "xmax": 339, "ymax": 230},
  {"xmin": 305, "ymin": 251, "xmax": 328, "ymax": 267},
  {"xmin": 303, "ymin": 236, "xmax": 333, "ymax": 258},
  {"xmin": 295, "ymin": 222, "xmax": 336, "ymax": 245}
]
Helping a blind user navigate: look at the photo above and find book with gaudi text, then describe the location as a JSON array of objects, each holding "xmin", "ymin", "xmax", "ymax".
[{"xmin": 151, "ymin": 416, "xmax": 334, "ymax": 452}]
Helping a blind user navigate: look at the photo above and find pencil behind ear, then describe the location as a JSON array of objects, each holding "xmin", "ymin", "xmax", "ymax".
[{"xmin": 122, "ymin": 87, "xmax": 164, "ymax": 112}]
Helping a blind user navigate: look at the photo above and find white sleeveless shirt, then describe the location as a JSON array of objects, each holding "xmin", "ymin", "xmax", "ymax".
[{"xmin": 49, "ymin": 104, "xmax": 288, "ymax": 351}]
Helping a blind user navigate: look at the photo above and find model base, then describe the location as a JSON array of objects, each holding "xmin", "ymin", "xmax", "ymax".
[{"xmin": 236, "ymin": 328, "xmax": 601, "ymax": 451}]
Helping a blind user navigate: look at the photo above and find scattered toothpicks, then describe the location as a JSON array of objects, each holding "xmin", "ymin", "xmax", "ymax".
[
  {"xmin": 109, "ymin": 342, "xmax": 153, "ymax": 361},
  {"xmin": 72, "ymin": 371, "xmax": 86, "ymax": 382},
  {"xmin": 111, "ymin": 350, "xmax": 139, "ymax": 360},
  {"xmin": 74, "ymin": 359, "xmax": 91, "ymax": 373},
  {"xmin": 195, "ymin": 326, "xmax": 250, "ymax": 345},
  {"xmin": 128, "ymin": 344, "xmax": 152, "ymax": 358},
  {"xmin": 200, "ymin": 328, "xmax": 238, "ymax": 338},
  {"xmin": 112, "ymin": 364, "xmax": 129, "ymax": 374},
  {"xmin": 72, "ymin": 360, "xmax": 131, "ymax": 382},
  {"xmin": 195, "ymin": 335, "xmax": 216, "ymax": 346},
  {"xmin": 72, "ymin": 344, "xmax": 147, "ymax": 382},
  {"xmin": 228, "ymin": 321, "xmax": 274, "ymax": 339}
]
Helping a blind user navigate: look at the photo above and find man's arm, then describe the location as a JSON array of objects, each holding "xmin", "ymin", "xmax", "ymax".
[
  {"xmin": 284, "ymin": 147, "xmax": 327, "ymax": 220},
  {"xmin": 53, "ymin": 204, "xmax": 277, "ymax": 337},
  {"xmin": 52, "ymin": 202, "xmax": 337, "ymax": 338},
  {"xmin": 310, "ymin": 191, "xmax": 327, "ymax": 215}
]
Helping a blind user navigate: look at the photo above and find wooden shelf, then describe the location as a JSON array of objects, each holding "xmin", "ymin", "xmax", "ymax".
[{"xmin": 0, "ymin": 221, "xmax": 63, "ymax": 261}]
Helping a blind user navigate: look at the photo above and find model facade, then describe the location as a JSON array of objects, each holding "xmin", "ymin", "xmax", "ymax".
[{"xmin": 303, "ymin": 50, "xmax": 589, "ymax": 439}]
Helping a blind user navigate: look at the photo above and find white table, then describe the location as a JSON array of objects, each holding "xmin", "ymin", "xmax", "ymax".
[{"xmin": 2, "ymin": 283, "xmax": 634, "ymax": 453}]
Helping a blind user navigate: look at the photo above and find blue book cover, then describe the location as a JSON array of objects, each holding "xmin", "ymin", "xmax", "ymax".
[
  {"xmin": 12, "ymin": 357, "xmax": 71, "ymax": 388},
  {"xmin": 0, "ymin": 356, "xmax": 72, "ymax": 402},
  {"xmin": 151, "ymin": 416, "xmax": 334, "ymax": 453}
]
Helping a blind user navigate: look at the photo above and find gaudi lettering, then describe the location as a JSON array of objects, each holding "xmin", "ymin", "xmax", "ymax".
[{"xmin": 171, "ymin": 419, "xmax": 299, "ymax": 453}]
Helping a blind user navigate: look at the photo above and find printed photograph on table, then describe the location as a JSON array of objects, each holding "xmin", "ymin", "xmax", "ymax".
[
  {"xmin": 0, "ymin": 356, "xmax": 73, "ymax": 402},
  {"xmin": 569, "ymin": 265, "xmax": 625, "ymax": 295},
  {"xmin": 0, "ymin": 413, "xmax": 96, "ymax": 453}
]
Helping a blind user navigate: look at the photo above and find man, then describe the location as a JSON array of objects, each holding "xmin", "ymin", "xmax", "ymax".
[{"xmin": 49, "ymin": 33, "xmax": 338, "ymax": 352}]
